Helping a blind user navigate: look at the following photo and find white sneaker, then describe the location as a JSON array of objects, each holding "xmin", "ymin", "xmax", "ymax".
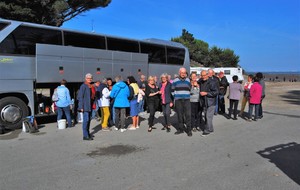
[
  {"xmin": 136, "ymin": 125, "xmax": 140, "ymax": 129},
  {"xmin": 120, "ymin": 128, "xmax": 127, "ymax": 132},
  {"xmin": 114, "ymin": 126, "xmax": 119, "ymax": 131},
  {"xmin": 127, "ymin": 126, "xmax": 136, "ymax": 130}
]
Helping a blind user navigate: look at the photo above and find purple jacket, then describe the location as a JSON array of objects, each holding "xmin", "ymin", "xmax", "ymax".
[{"xmin": 229, "ymin": 82, "xmax": 243, "ymax": 100}]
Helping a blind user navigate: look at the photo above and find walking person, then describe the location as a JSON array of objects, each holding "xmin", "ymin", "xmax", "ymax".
[
  {"xmin": 227, "ymin": 75, "xmax": 243, "ymax": 120},
  {"xmin": 172, "ymin": 67, "xmax": 192, "ymax": 137},
  {"xmin": 77, "ymin": 73, "xmax": 96, "ymax": 140},
  {"xmin": 97, "ymin": 78, "xmax": 111, "ymax": 131},
  {"xmin": 55, "ymin": 79, "xmax": 73, "ymax": 128},
  {"xmin": 198, "ymin": 70, "xmax": 219, "ymax": 136},
  {"xmin": 110, "ymin": 76, "xmax": 130, "ymax": 132},
  {"xmin": 145, "ymin": 76, "xmax": 160, "ymax": 132},
  {"xmin": 247, "ymin": 76, "xmax": 262, "ymax": 121},
  {"xmin": 190, "ymin": 72, "xmax": 201, "ymax": 132},
  {"xmin": 158, "ymin": 73, "xmax": 173, "ymax": 132}
]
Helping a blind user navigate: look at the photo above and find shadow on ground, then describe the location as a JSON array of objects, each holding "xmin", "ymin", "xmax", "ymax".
[
  {"xmin": 280, "ymin": 90, "xmax": 300, "ymax": 106},
  {"xmin": 257, "ymin": 142, "xmax": 300, "ymax": 185},
  {"xmin": 264, "ymin": 111, "xmax": 300, "ymax": 118}
]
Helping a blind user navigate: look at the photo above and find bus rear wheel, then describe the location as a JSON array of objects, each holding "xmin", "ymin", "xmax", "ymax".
[{"xmin": 0, "ymin": 97, "xmax": 29, "ymax": 130}]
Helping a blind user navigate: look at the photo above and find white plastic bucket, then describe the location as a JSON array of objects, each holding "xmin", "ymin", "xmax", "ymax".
[{"xmin": 58, "ymin": 119, "xmax": 66, "ymax": 129}]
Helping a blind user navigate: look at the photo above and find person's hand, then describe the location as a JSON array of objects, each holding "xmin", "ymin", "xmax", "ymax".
[
  {"xmin": 200, "ymin": 91, "xmax": 207, "ymax": 96},
  {"xmin": 80, "ymin": 109, "xmax": 83, "ymax": 112},
  {"xmin": 170, "ymin": 102, "xmax": 173, "ymax": 107}
]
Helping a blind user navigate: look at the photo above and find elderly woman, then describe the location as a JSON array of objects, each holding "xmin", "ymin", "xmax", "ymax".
[
  {"xmin": 145, "ymin": 76, "xmax": 161, "ymax": 132},
  {"xmin": 127, "ymin": 76, "xmax": 140, "ymax": 130},
  {"xmin": 158, "ymin": 73, "xmax": 173, "ymax": 132}
]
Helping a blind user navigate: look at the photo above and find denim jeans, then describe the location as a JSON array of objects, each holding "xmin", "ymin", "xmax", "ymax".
[
  {"xmin": 175, "ymin": 99, "xmax": 191, "ymax": 132},
  {"xmin": 138, "ymin": 99, "xmax": 144, "ymax": 113},
  {"xmin": 215, "ymin": 95, "xmax": 219, "ymax": 114},
  {"xmin": 248, "ymin": 103, "xmax": 259, "ymax": 120},
  {"xmin": 162, "ymin": 103, "xmax": 171, "ymax": 127},
  {"xmin": 82, "ymin": 111, "xmax": 91, "ymax": 138},
  {"xmin": 57, "ymin": 106, "xmax": 72, "ymax": 128}
]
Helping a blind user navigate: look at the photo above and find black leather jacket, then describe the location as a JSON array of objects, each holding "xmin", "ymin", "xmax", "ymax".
[{"xmin": 198, "ymin": 78, "xmax": 219, "ymax": 108}]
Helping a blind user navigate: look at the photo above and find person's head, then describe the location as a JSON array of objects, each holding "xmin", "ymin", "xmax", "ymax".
[
  {"xmin": 115, "ymin": 75, "xmax": 122, "ymax": 82},
  {"xmin": 101, "ymin": 78, "xmax": 107, "ymax": 85},
  {"xmin": 247, "ymin": 74, "xmax": 254, "ymax": 82},
  {"xmin": 256, "ymin": 72, "xmax": 263, "ymax": 80},
  {"xmin": 190, "ymin": 72, "xmax": 198, "ymax": 82},
  {"xmin": 179, "ymin": 67, "xmax": 187, "ymax": 79},
  {"xmin": 232, "ymin": 75, "xmax": 238, "ymax": 82},
  {"xmin": 253, "ymin": 76, "xmax": 260, "ymax": 82},
  {"xmin": 160, "ymin": 73, "xmax": 168, "ymax": 83},
  {"xmin": 140, "ymin": 75, "xmax": 146, "ymax": 82},
  {"xmin": 208, "ymin": 69, "xmax": 214, "ymax": 78},
  {"xmin": 148, "ymin": 76, "xmax": 155, "ymax": 85},
  {"xmin": 85, "ymin": 73, "xmax": 93, "ymax": 83},
  {"xmin": 94, "ymin": 80, "xmax": 101, "ymax": 87},
  {"xmin": 218, "ymin": 71, "xmax": 224, "ymax": 78},
  {"xmin": 106, "ymin": 77, "xmax": 112, "ymax": 86},
  {"xmin": 167, "ymin": 74, "xmax": 172, "ymax": 81},
  {"xmin": 201, "ymin": 70, "xmax": 209, "ymax": 81},
  {"xmin": 60, "ymin": 79, "xmax": 67, "ymax": 85},
  {"xmin": 127, "ymin": 76, "xmax": 137, "ymax": 84}
]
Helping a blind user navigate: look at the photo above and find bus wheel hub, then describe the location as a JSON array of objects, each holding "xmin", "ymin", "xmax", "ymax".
[{"xmin": 1, "ymin": 104, "xmax": 21, "ymax": 123}]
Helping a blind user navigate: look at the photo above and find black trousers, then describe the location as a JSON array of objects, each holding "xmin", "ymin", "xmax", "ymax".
[
  {"xmin": 229, "ymin": 99, "xmax": 239, "ymax": 118},
  {"xmin": 175, "ymin": 99, "xmax": 191, "ymax": 132}
]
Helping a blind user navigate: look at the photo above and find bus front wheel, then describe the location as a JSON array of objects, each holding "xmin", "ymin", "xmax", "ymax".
[{"xmin": 0, "ymin": 97, "xmax": 29, "ymax": 130}]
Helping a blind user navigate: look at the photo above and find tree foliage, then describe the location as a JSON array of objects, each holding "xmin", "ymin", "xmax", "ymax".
[
  {"xmin": 0, "ymin": 0, "xmax": 111, "ymax": 26},
  {"xmin": 172, "ymin": 29, "xmax": 240, "ymax": 67}
]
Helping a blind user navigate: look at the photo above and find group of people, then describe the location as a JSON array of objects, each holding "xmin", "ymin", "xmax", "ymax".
[{"xmin": 53, "ymin": 68, "xmax": 266, "ymax": 141}]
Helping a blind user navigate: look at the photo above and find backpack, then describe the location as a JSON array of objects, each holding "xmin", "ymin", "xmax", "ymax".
[{"xmin": 52, "ymin": 88, "xmax": 58, "ymax": 102}]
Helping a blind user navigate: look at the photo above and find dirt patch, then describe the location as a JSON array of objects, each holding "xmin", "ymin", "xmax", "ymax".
[
  {"xmin": 263, "ymin": 82, "xmax": 300, "ymax": 110},
  {"xmin": 86, "ymin": 144, "xmax": 147, "ymax": 158}
]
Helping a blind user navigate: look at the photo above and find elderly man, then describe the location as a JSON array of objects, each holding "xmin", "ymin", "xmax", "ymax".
[
  {"xmin": 171, "ymin": 67, "xmax": 192, "ymax": 137},
  {"xmin": 198, "ymin": 70, "xmax": 219, "ymax": 136},
  {"xmin": 77, "ymin": 73, "xmax": 96, "ymax": 140}
]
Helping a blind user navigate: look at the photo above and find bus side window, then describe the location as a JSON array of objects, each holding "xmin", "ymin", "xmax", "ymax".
[
  {"xmin": 0, "ymin": 26, "xmax": 62, "ymax": 55},
  {"xmin": 107, "ymin": 37, "xmax": 139, "ymax": 53},
  {"xmin": 64, "ymin": 31, "xmax": 106, "ymax": 50},
  {"xmin": 166, "ymin": 46, "xmax": 185, "ymax": 65},
  {"xmin": 224, "ymin": 70, "xmax": 231, "ymax": 75},
  {"xmin": 140, "ymin": 42, "xmax": 166, "ymax": 64}
]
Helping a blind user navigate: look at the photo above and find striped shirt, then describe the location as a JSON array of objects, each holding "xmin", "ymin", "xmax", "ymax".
[{"xmin": 171, "ymin": 77, "xmax": 191, "ymax": 100}]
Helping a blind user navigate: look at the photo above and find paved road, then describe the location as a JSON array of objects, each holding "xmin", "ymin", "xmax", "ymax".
[{"xmin": 1, "ymin": 106, "xmax": 299, "ymax": 190}]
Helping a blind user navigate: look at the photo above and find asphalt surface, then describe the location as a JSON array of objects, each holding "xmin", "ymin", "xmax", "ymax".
[{"xmin": 1, "ymin": 106, "xmax": 299, "ymax": 190}]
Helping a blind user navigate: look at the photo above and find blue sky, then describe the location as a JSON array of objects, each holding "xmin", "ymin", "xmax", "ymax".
[{"xmin": 62, "ymin": 0, "xmax": 300, "ymax": 72}]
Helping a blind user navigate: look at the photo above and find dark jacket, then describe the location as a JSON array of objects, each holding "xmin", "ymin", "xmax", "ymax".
[
  {"xmin": 219, "ymin": 76, "xmax": 229, "ymax": 95},
  {"xmin": 77, "ymin": 83, "xmax": 93, "ymax": 112},
  {"xmin": 158, "ymin": 81, "xmax": 173, "ymax": 104},
  {"xmin": 198, "ymin": 78, "xmax": 219, "ymax": 108}
]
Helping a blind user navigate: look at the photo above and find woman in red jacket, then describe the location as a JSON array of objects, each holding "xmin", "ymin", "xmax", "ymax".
[{"xmin": 247, "ymin": 76, "xmax": 262, "ymax": 121}]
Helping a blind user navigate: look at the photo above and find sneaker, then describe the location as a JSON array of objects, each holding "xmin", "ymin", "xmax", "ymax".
[
  {"xmin": 102, "ymin": 128, "xmax": 111, "ymax": 132},
  {"xmin": 232, "ymin": 118, "xmax": 238, "ymax": 120},
  {"xmin": 201, "ymin": 132, "xmax": 210, "ymax": 137},
  {"xmin": 192, "ymin": 128, "xmax": 197, "ymax": 132},
  {"xmin": 127, "ymin": 126, "xmax": 136, "ymax": 130},
  {"xmin": 247, "ymin": 118, "xmax": 252, "ymax": 122},
  {"xmin": 120, "ymin": 128, "xmax": 127, "ymax": 132},
  {"xmin": 196, "ymin": 127, "xmax": 201, "ymax": 131},
  {"xmin": 187, "ymin": 131, "xmax": 193, "ymax": 137},
  {"xmin": 114, "ymin": 126, "xmax": 119, "ymax": 131}
]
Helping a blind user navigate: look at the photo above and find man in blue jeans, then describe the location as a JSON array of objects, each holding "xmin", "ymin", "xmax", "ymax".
[
  {"xmin": 77, "ymin": 73, "xmax": 96, "ymax": 140},
  {"xmin": 56, "ymin": 79, "xmax": 72, "ymax": 128}
]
